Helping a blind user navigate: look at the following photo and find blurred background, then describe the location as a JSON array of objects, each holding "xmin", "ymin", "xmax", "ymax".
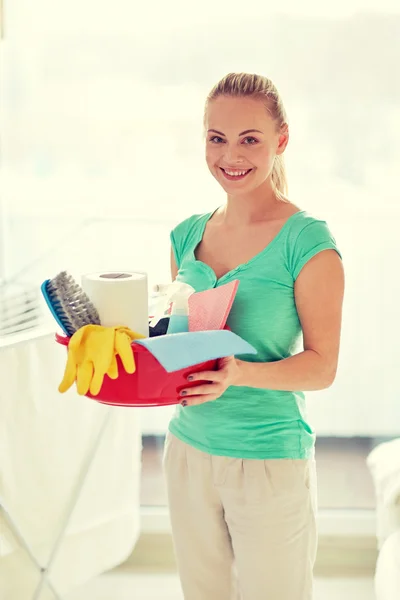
[{"xmin": 1, "ymin": 1, "xmax": 400, "ymax": 598}]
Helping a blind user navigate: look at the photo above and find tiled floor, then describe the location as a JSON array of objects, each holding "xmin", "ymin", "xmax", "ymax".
[
  {"xmin": 66, "ymin": 571, "xmax": 376, "ymax": 600},
  {"xmin": 141, "ymin": 435, "xmax": 381, "ymax": 509}
]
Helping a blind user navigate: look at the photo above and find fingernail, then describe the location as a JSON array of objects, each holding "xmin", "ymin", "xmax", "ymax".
[
  {"xmin": 180, "ymin": 390, "xmax": 187, "ymax": 396},
  {"xmin": 181, "ymin": 400, "xmax": 187, "ymax": 407},
  {"xmin": 187, "ymin": 375, "xmax": 193, "ymax": 381}
]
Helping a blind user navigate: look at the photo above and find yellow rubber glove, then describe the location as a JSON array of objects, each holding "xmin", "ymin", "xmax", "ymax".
[
  {"xmin": 106, "ymin": 327, "xmax": 145, "ymax": 380},
  {"xmin": 59, "ymin": 325, "xmax": 144, "ymax": 396}
]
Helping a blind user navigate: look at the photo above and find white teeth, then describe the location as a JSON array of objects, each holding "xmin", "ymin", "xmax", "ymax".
[{"xmin": 224, "ymin": 169, "xmax": 249, "ymax": 177}]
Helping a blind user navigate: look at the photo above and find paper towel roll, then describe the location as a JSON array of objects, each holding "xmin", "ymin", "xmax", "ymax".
[{"xmin": 81, "ymin": 271, "xmax": 149, "ymax": 337}]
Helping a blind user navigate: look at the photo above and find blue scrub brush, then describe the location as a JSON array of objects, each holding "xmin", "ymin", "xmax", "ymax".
[{"xmin": 41, "ymin": 271, "xmax": 101, "ymax": 337}]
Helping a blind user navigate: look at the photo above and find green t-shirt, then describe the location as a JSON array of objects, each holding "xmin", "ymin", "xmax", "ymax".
[{"xmin": 168, "ymin": 209, "xmax": 342, "ymax": 459}]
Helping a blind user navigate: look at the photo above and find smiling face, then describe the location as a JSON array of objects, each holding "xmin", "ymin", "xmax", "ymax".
[{"xmin": 205, "ymin": 95, "xmax": 288, "ymax": 197}]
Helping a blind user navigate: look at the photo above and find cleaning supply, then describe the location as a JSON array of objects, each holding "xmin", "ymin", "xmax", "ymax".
[
  {"xmin": 149, "ymin": 317, "xmax": 170, "ymax": 337},
  {"xmin": 56, "ymin": 332, "xmax": 221, "ymax": 407},
  {"xmin": 150, "ymin": 281, "xmax": 195, "ymax": 330},
  {"xmin": 81, "ymin": 271, "xmax": 149, "ymax": 338},
  {"xmin": 58, "ymin": 324, "xmax": 144, "ymax": 396},
  {"xmin": 41, "ymin": 271, "xmax": 101, "ymax": 337},
  {"xmin": 56, "ymin": 329, "xmax": 257, "ymax": 406},
  {"xmin": 134, "ymin": 329, "xmax": 257, "ymax": 373},
  {"xmin": 107, "ymin": 325, "xmax": 145, "ymax": 379},
  {"xmin": 166, "ymin": 282, "xmax": 195, "ymax": 334},
  {"xmin": 51, "ymin": 271, "xmax": 257, "ymax": 407},
  {"xmin": 188, "ymin": 280, "xmax": 239, "ymax": 332}
]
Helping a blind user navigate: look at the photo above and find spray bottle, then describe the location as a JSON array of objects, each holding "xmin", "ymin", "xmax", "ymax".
[
  {"xmin": 166, "ymin": 282, "xmax": 195, "ymax": 334},
  {"xmin": 149, "ymin": 281, "xmax": 195, "ymax": 334}
]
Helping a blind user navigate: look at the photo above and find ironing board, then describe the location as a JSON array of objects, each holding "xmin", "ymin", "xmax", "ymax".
[
  {"xmin": 0, "ymin": 333, "xmax": 141, "ymax": 600},
  {"xmin": 0, "ymin": 411, "xmax": 112, "ymax": 600}
]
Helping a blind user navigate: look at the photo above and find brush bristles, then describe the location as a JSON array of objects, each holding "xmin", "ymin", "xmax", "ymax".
[{"xmin": 47, "ymin": 271, "xmax": 101, "ymax": 335}]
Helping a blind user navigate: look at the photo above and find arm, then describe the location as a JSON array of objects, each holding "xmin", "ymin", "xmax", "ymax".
[
  {"xmin": 180, "ymin": 249, "xmax": 344, "ymax": 405},
  {"xmin": 237, "ymin": 249, "xmax": 344, "ymax": 391}
]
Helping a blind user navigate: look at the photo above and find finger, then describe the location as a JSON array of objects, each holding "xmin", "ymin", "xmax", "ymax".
[
  {"xmin": 99, "ymin": 328, "xmax": 118, "ymax": 367},
  {"xmin": 58, "ymin": 349, "xmax": 79, "ymax": 393},
  {"xmin": 68, "ymin": 326, "xmax": 87, "ymax": 351},
  {"xmin": 58, "ymin": 359, "xmax": 77, "ymax": 393},
  {"xmin": 116, "ymin": 326, "xmax": 145, "ymax": 341},
  {"xmin": 90, "ymin": 363, "xmax": 108, "ymax": 396},
  {"xmin": 76, "ymin": 361, "xmax": 94, "ymax": 395},
  {"xmin": 115, "ymin": 333, "xmax": 136, "ymax": 374},
  {"xmin": 107, "ymin": 355, "xmax": 119, "ymax": 380},
  {"xmin": 181, "ymin": 394, "xmax": 218, "ymax": 407},
  {"xmin": 186, "ymin": 370, "xmax": 222, "ymax": 383},
  {"xmin": 217, "ymin": 356, "xmax": 234, "ymax": 366},
  {"xmin": 180, "ymin": 383, "xmax": 222, "ymax": 397}
]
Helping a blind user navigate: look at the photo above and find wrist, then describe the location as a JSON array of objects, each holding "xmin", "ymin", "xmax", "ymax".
[{"xmin": 233, "ymin": 358, "xmax": 249, "ymax": 387}]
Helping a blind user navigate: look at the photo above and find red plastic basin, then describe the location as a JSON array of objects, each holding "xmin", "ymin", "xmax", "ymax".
[{"xmin": 55, "ymin": 333, "xmax": 217, "ymax": 407}]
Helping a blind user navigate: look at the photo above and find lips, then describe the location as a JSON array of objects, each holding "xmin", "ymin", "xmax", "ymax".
[{"xmin": 220, "ymin": 167, "xmax": 253, "ymax": 181}]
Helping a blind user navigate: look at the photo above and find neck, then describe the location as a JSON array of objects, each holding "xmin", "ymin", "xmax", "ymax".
[{"xmin": 222, "ymin": 179, "xmax": 283, "ymax": 226}]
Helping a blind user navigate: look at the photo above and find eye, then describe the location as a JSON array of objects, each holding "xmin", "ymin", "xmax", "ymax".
[
  {"xmin": 209, "ymin": 136, "xmax": 225, "ymax": 144},
  {"xmin": 242, "ymin": 136, "xmax": 258, "ymax": 145}
]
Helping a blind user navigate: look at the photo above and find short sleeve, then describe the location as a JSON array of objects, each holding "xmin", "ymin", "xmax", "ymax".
[{"xmin": 289, "ymin": 220, "xmax": 342, "ymax": 281}]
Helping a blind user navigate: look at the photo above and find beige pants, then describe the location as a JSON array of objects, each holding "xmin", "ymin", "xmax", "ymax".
[{"xmin": 163, "ymin": 432, "xmax": 318, "ymax": 600}]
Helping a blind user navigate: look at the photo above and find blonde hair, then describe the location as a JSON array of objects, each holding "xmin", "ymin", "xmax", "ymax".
[{"xmin": 205, "ymin": 73, "xmax": 289, "ymax": 202}]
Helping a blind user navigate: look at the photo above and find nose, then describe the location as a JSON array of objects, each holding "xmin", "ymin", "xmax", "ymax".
[{"xmin": 223, "ymin": 144, "xmax": 244, "ymax": 164}]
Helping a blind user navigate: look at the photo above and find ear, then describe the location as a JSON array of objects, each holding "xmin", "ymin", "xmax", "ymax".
[{"xmin": 276, "ymin": 123, "xmax": 289, "ymax": 156}]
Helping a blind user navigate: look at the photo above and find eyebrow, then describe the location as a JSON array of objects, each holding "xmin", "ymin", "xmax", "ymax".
[{"xmin": 207, "ymin": 128, "xmax": 263, "ymax": 137}]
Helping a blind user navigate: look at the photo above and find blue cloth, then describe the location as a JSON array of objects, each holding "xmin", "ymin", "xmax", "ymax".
[{"xmin": 135, "ymin": 330, "xmax": 256, "ymax": 372}]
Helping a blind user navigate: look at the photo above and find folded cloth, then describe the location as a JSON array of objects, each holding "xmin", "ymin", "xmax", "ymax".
[
  {"xmin": 149, "ymin": 317, "xmax": 170, "ymax": 337},
  {"xmin": 134, "ymin": 329, "xmax": 257, "ymax": 372}
]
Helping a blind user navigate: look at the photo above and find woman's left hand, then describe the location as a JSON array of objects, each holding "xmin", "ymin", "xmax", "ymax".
[{"xmin": 180, "ymin": 356, "xmax": 241, "ymax": 407}]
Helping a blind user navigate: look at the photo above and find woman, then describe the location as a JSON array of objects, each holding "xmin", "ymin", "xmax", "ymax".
[{"xmin": 163, "ymin": 72, "xmax": 344, "ymax": 600}]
